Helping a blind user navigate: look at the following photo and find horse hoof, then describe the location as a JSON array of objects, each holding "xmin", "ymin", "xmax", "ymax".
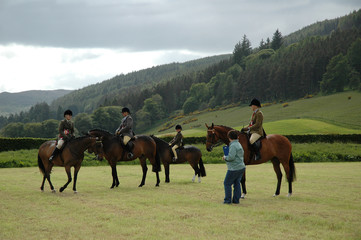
[
  {"xmin": 51, "ymin": 189, "xmax": 56, "ymax": 193},
  {"xmin": 287, "ymin": 193, "xmax": 292, "ymax": 197},
  {"xmin": 240, "ymin": 193, "xmax": 246, "ymax": 199},
  {"xmin": 59, "ymin": 188, "xmax": 64, "ymax": 192},
  {"xmin": 74, "ymin": 191, "xmax": 78, "ymax": 194},
  {"xmin": 273, "ymin": 194, "xmax": 279, "ymax": 197},
  {"xmin": 138, "ymin": 184, "xmax": 144, "ymax": 187}
]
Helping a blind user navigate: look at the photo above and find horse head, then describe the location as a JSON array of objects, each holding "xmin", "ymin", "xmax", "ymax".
[
  {"xmin": 86, "ymin": 135, "xmax": 104, "ymax": 161},
  {"xmin": 205, "ymin": 123, "xmax": 219, "ymax": 152},
  {"xmin": 205, "ymin": 123, "xmax": 234, "ymax": 152}
]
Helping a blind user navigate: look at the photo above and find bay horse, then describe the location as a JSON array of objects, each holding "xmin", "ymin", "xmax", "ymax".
[
  {"xmin": 205, "ymin": 123, "xmax": 296, "ymax": 197},
  {"xmin": 88, "ymin": 129, "xmax": 161, "ymax": 188},
  {"xmin": 37, "ymin": 135, "xmax": 98, "ymax": 193},
  {"xmin": 150, "ymin": 135, "xmax": 206, "ymax": 183}
]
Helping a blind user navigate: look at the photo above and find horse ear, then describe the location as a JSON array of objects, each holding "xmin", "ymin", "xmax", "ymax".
[
  {"xmin": 205, "ymin": 123, "xmax": 209, "ymax": 128},
  {"xmin": 211, "ymin": 123, "xmax": 214, "ymax": 128}
]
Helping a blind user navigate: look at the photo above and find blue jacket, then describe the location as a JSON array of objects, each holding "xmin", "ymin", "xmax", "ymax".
[{"xmin": 225, "ymin": 140, "xmax": 245, "ymax": 171}]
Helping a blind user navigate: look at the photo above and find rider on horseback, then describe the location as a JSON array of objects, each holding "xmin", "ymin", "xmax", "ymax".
[
  {"xmin": 168, "ymin": 124, "xmax": 184, "ymax": 162},
  {"xmin": 49, "ymin": 109, "xmax": 75, "ymax": 161},
  {"xmin": 115, "ymin": 107, "xmax": 134, "ymax": 159},
  {"xmin": 242, "ymin": 98, "xmax": 264, "ymax": 161}
]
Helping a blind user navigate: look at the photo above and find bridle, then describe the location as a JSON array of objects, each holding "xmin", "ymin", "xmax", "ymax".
[{"xmin": 206, "ymin": 128, "xmax": 223, "ymax": 150}]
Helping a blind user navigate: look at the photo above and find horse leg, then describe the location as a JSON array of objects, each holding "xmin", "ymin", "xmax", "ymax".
[
  {"xmin": 72, "ymin": 164, "xmax": 81, "ymax": 193},
  {"xmin": 155, "ymin": 171, "xmax": 160, "ymax": 187},
  {"xmin": 41, "ymin": 175, "xmax": 46, "ymax": 192},
  {"xmin": 110, "ymin": 164, "xmax": 118, "ymax": 189},
  {"xmin": 280, "ymin": 159, "xmax": 293, "ymax": 197},
  {"xmin": 240, "ymin": 171, "xmax": 247, "ymax": 199},
  {"xmin": 164, "ymin": 163, "xmax": 170, "ymax": 183},
  {"xmin": 139, "ymin": 157, "xmax": 148, "ymax": 187},
  {"xmin": 44, "ymin": 165, "xmax": 56, "ymax": 193},
  {"xmin": 60, "ymin": 166, "xmax": 72, "ymax": 192},
  {"xmin": 271, "ymin": 158, "xmax": 283, "ymax": 197}
]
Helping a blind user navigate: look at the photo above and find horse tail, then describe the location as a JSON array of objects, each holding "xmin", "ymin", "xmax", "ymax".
[
  {"xmin": 289, "ymin": 153, "xmax": 296, "ymax": 182},
  {"xmin": 199, "ymin": 157, "xmax": 206, "ymax": 177},
  {"xmin": 38, "ymin": 154, "xmax": 45, "ymax": 175}
]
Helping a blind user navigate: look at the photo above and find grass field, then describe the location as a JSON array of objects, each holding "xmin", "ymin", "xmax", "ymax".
[
  {"xmin": 147, "ymin": 91, "xmax": 361, "ymax": 137},
  {"xmin": 1, "ymin": 163, "xmax": 360, "ymax": 240}
]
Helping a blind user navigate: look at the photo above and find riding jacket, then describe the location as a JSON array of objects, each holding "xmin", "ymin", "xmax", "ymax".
[
  {"xmin": 248, "ymin": 109, "xmax": 264, "ymax": 137},
  {"xmin": 58, "ymin": 119, "xmax": 75, "ymax": 141},
  {"xmin": 169, "ymin": 131, "xmax": 184, "ymax": 147},
  {"xmin": 116, "ymin": 115, "xmax": 134, "ymax": 138}
]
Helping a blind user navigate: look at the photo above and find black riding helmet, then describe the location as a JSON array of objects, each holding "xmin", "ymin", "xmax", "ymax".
[
  {"xmin": 122, "ymin": 107, "xmax": 130, "ymax": 113},
  {"xmin": 175, "ymin": 125, "xmax": 182, "ymax": 130},
  {"xmin": 249, "ymin": 98, "xmax": 261, "ymax": 107},
  {"xmin": 64, "ymin": 109, "xmax": 73, "ymax": 116}
]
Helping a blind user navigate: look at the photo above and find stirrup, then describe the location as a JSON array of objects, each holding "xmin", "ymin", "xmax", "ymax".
[{"xmin": 127, "ymin": 152, "xmax": 133, "ymax": 159}]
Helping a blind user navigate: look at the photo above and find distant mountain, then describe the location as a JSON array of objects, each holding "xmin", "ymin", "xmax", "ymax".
[{"xmin": 0, "ymin": 89, "xmax": 73, "ymax": 116}]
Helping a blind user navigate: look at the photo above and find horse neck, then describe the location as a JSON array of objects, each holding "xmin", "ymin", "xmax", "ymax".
[
  {"xmin": 69, "ymin": 137, "xmax": 93, "ymax": 154},
  {"xmin": 215, "ymin": 126, "xmax": 233, "ymax": 144}
]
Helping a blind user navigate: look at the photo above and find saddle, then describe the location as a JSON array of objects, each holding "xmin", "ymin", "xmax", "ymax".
[{"xmin": 169, "ymin": 146, "xmax": 184, "ymax": 158}]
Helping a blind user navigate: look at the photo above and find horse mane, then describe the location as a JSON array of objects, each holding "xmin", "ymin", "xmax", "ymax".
[
  {"xmin": 150, "ymin": 135, "xmax": 168, "ymax": 146},
  {"xmin": 88, "ymin": 128, "xmax": 114, "ymax": 137}
]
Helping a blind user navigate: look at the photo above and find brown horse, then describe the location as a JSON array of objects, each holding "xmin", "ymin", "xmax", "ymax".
[
  {"xmin": 150, "ymin": 135, "xmax": 206, "ymax": 183},
  {"xmin": 37, "ymin": 135, "xmax": 98, "ymax": 193},
  {"xmin": 88, "ymin": 129, "xmax": 161, "ymax": 188},
  {"xmin": 205, "ymin": 123, "xmax": 296, "ymax": 197}
]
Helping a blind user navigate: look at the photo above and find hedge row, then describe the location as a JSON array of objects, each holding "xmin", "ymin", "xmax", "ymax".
[
  {"xmin": 1, "ymin": 134, "xmax": 360, "ymax": 152},
  {"xmin": 0, "ymin": 137, "xmax": 52, "ymax": 152}
]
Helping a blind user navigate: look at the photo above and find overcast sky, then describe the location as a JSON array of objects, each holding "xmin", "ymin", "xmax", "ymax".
[{"xmin": 0, "ymin": 0, "xmax": 360, "ymax": 93}]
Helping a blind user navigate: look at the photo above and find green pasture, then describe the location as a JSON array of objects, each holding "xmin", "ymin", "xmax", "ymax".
[
  {"xmin": 0, "ymin": 163, "xmax": 360, "ymax": 240},
  {"xmin": 149, "ymin": 91, "xmax": 361, "ymax": 137}
]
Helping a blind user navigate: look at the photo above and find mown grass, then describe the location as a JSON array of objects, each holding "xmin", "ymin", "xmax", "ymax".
[{"xmin": 0, "ymin": 163, "xmax": 360, "ymax": 240}]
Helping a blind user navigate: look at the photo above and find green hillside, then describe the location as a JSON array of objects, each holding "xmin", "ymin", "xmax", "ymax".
[{"xmin": 144, "ymin": 91, "xmax": 361, "ymax": 137}]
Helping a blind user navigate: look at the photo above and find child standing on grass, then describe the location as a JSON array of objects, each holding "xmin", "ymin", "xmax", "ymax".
[{"xmin": 222, "ymin": 130, "xmax": 245, "ymax": 204}]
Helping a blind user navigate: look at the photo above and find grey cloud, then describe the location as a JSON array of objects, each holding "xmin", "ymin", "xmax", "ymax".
[{"xmin": 0, "ymin": 0, "xmax": 359, "ymax": 52}]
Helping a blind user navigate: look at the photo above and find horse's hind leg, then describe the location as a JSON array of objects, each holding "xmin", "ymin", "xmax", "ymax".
[
  {"xmin": 271, "ymin": 158, "xmax": 283, "ymax": 197},
  {"xmin": 280, "ymin": 160, "xmax": 292, "ymax": 197},
  {"xmin": 41, "ymin": 175, "xmax": 46, "ymax": 192},
  {"xmin": 60, "ymin": 166, "xmax": 72, "ymax": 192},
  {"xmin": 240, "ymin": 171, "xmax": 247, "ymax": 198}
]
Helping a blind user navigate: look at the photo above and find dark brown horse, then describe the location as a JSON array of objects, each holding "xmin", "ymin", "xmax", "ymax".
[
  {"xmin": 88, "ymin": 129, "xmax": 161, "ymax": 188},
  {"xmin": 205, "ymin": 123, "xmax": 296, "ymax": 197},
  {"xmin": 37, "ymin": 135, "xmax": 98, "ymax": 193},
  {"xmin": 150, "ymin": 135, "xmax": 206, "ymax": 183}
]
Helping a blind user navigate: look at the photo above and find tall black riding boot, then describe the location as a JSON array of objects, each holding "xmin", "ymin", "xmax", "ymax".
[
  {"xmin": 49, "ymin": 148, "xmax": 60, "ymax": 161},
  {"xmin": 251, "ymin": 142, "xmax": 261, "ymax": 161},
  {"xmin": 126, "ymin": 141, "xmax": 134, "ymax": 159}
]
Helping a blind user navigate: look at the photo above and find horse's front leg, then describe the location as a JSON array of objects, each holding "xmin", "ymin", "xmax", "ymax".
[
  {"xmin": 139, "ymin": 158, "xmax": 148, "ymax": 187},
  {"xmin": 60, "ymin": 166, "xmax": 72, "ymax": 192},
  {"xmin": 164, "ymin": 163, "xmax": 170, "ymax": 183},
  {"xmin": 241, "ymin": 170, "xmax": 247, "ymax": 198},
  {"xmin": 110, "ymin": 164, "xmax": 118, "ymax": 189},
  {"xmin": 72, "ymin": 164, "xmax": 81, "ymax": 193}
]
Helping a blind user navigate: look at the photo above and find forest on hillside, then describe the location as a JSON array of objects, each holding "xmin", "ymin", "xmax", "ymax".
[{"xmin": 1, "ymin": 9, "xmax": 360, "ymax": 137}]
